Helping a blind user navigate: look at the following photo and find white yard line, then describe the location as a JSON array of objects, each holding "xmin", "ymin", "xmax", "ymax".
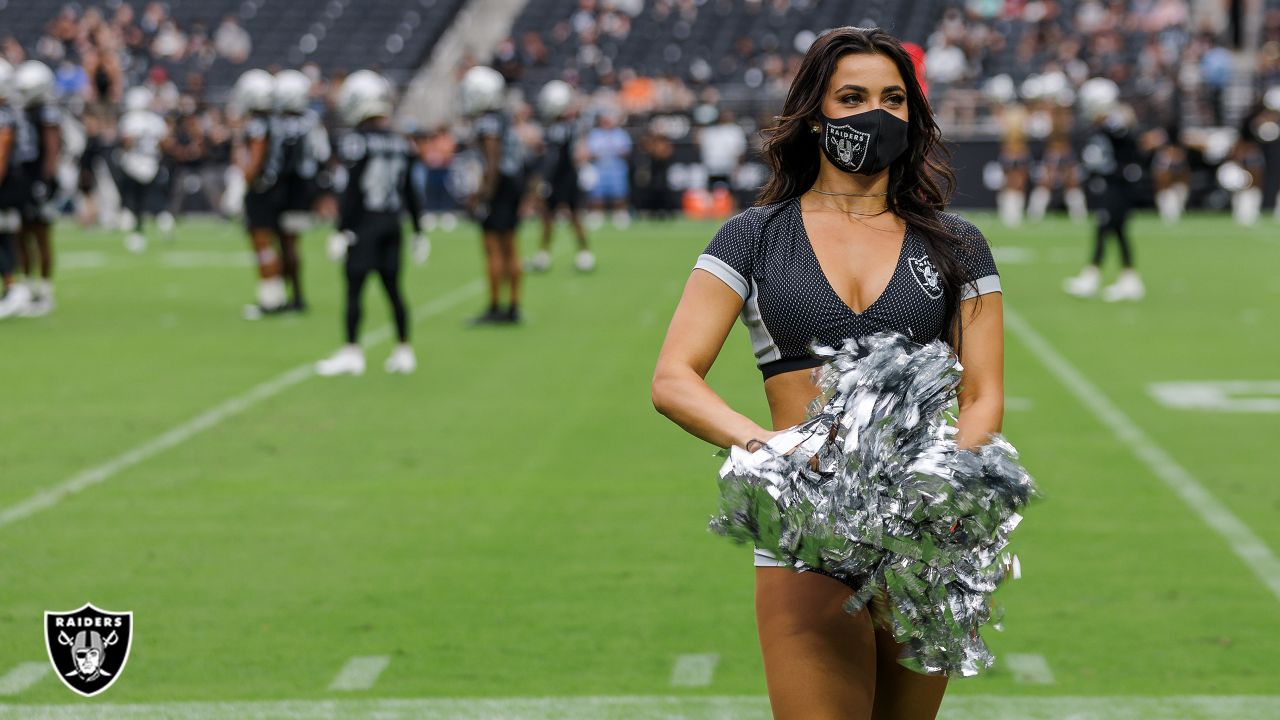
[
  {"xmin": 0, "ymin": 664, "xmax": 47, "ymax": 697},
  {"xmin": 1004, "ymin": 307, "xmax": 1280, "ymax": 602},
  {"xmin": 1003, "ymin": 653, "xmax": 1055, "ymax": 685},
  {"xmin": 0, "ymin": 280, "xmax": 483, "ymax": 531},
  {"xmin": 1, "ymin": 695, "xmax": 1278, "ymax": 719},
  {"xmin": 668, "ymin": 654, "xmax": 718, "ymax": 687},
  {"xmin": 327, "ymin": 656, "xmax": 391, "ymax": 692}
]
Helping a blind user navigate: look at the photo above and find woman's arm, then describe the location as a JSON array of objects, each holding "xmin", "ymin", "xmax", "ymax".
[
  {"xmin": 953, "ymin": 293, "xmax": 1005, "ymax": 450},
  {"xmin": 652, "ymin": 270, "xmax": 772, "ymax": 450}
]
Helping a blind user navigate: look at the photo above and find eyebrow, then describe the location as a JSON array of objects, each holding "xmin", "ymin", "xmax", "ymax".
[{"xmin": 835, "ymin": 84, "xmax": 906, "ymax": 94}]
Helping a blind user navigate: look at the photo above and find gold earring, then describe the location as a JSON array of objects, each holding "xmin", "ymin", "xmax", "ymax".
[{"xmin": 811, "ymin": 124, "xmax": 820, "ymax": 133}]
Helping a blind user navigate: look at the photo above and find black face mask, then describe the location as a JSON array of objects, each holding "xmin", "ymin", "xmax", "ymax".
[{"xmin": 819, "ymin": 109, "xmax": 910, "ymax": 176}]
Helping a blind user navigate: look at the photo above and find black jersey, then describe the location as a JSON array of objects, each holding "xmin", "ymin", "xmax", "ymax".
[
  {"xmin": 242, "ymin": 113, "xmax": 277, "ymax": 192},
  {"xmin": 0, "ymin": 106, "xmax": 24, "ymax": 177},
  {"xmin": 0, "ymin": 105, "xmax": 27, "ymax": 207},
  {"xmin": 272, "ymin": 110, "xmax": 329, "ymax": 181},
  {"xmin": 694, "ymin": 198, "xmax": 1001, "ymax": 379},
  {"xmin": 1080, "ymin": 118, "xmax": 1143, "ymax": 193},
  {"xmin": 474, "ymin": 110, "xmax": 525, "ymax": 179},
  {"xmin": 21, "ymin": 104, "xmax": 60, "ymax": 178},
  {"xmin": 541, "ymin": 119, "xmax": 577, "ymax": 181},
  {"xmin": 336, "ymin": 127, "xmax": 420, "ymax": 233}
]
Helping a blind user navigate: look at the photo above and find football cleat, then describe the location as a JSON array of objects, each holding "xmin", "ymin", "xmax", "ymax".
[
  {"xmin": 384, "ymin": 344, "xmax": 417, "ymax": 374},
  {"xmin": 468, "ymin": 306, "xmax": 507, "ymax": 327},
  {"xmin": 316, "ymin": 345, "xmax": 366, "ymax": 376},
  {"xmin": 0, "ymin": 283, "xmax": 32, "ymax": 319},
  {"xmin": 1102, "ymin": 270, "xmax": 1145, "ymax": 302},
  {"xmin": 573, "ymin": 249, "xmax": 596, "ymax": 272},
  {"xmin": 527, "ymin": 249, "xmax": 551, "ymax": 272},
  {"xmin": 1063, "ymin": 266, "xmax": 1100, "ymax": 298}
]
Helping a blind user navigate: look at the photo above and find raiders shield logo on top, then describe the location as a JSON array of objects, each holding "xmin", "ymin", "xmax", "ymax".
[
  {"xmin": 825, "ymin": 123, "xmax": 871, "ymax": 172},
  {"xmin": 45, "ymin": 603, "xmax": 133, "ymax": 697},
  {"xmin": 909, "ymin": 255, "xmax": 944, "ymax": 300}
]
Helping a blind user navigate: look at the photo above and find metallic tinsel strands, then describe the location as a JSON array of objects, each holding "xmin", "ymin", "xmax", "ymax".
[{"xmin": 708, "ymin": 332, "xmax": 1039, "ymax": 677}]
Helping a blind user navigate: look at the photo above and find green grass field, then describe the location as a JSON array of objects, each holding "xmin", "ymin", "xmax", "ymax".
[{"xmin": 0, "ymin": 211, "xmax": 1277, "ymax": 719}]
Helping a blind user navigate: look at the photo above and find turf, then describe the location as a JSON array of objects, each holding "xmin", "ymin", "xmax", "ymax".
[{"xmin": 0, "ymin": 211, "xmax": 1277, "ymax": 708}]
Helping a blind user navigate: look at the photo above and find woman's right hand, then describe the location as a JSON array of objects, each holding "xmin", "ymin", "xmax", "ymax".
[{"xmin": 735, "ymin": 428, "xmax": 789, "ymax": 452}]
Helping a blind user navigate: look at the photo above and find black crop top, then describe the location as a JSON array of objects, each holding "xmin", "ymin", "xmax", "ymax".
[{"xmin": 694, "ymin": 197, "xmax": 1001, "ymax": 379}]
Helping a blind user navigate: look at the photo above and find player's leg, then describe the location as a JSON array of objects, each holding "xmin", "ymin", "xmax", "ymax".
[
  {"xmin": 468, "ymin": 229, "xmax": 506, "ymax": 325},
  {"xmin": 755, "ymin": 568, "xmax": 878, "ymax": 719},
  {"xmin": 317, "ymin": 229, "xmax": 371, "ymax": 376},
  {"xmin": 122, "ymin": 177, "xmax": 147, "ymax": 253},
  {"xmin": 376, "ymin": 224, "xmax": 415, "ymax": 374},
  {"xmin": 871, "ymin": 627, "xmax": 948, "ymax": 720},
  {"xmin": 1064, "ymin": 207, "xmax": 1107, "ymax": 298},
  {"xmin": 248, "ymin": 226, "xmax": 287, "ymax": 315},
  {"xmin": 243, "ymin": 190, "xmax": 288, "ymax": 316},
  {"xmin": 279, "ymin": 231, "xmax": 304, "ymax": 311},
  {"xmin": 531, "ymin": 202, "xmax": 554, "ymax": 272},
  {"xmin": 279, "ymin": 182, "xmax": 312, "ymax": 310},
  {"xmin": 1102, "ymin": 204, "xmax": 1144, "ymax": 302},
  {"xmin": 498, "ymin": 229, "xmax": 521, "ymax": 322},
  {"xmin": 566, "ymin": 186, "xmax": 594, "ymax": 271},
  {"xmin": 0, "ymin": 217, "xmax": 23, "ymax": 318},
  {"xmin": 25, "ymin": 219, "xmax": 54, "ymax": 316}
]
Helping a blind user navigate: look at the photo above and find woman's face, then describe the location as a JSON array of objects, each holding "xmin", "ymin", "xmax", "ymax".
[{"xmin": 819, "ymin": 52, "xmax": 909, "ymax": 124}]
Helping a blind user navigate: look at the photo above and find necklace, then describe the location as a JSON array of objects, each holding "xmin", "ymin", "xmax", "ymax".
[
  {"xmin": 810, "ymin": 186, "xmax": 889, "ymax": 198},
  {"xmin": 802, "ymin": 196, "xmax": 899, "ymax": 231}
]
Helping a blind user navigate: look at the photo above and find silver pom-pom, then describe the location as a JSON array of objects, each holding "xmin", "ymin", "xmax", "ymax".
[{"xmin": 708, "ymin": 332, "xmax": 1039, "ymax": 677}]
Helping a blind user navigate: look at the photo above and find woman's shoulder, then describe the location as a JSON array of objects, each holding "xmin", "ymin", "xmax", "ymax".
[
  {"xmin": 935, "ymin": 210, "xmax": 987, "ymax": 241},
  {"xmin": 718, "ymin": 199, "xmax": 794, "ymax": 235}
]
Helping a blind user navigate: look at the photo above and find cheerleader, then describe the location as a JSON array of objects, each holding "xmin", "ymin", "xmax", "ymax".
[
  {"xmin": 1150, "ymin": 126, "xmax": 1190, "ymax": 225},
  {"xmin": 653, "ymin": 27, "xmax": 1004, "ymax": 720}
]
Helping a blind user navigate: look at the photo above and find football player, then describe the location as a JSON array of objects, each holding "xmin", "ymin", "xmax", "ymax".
[
  {"xmin": 315, "ymin": 70, "xmax": 426, "ymax": 376},
  {"xmin": 1064, "ymin": 78, "xmax": 1145, "ymax": 302},
  {"xmin": 461, "ymin": 66, "xmax": 526, "ymax": 325},
  {"xmin": 116, "ymin": 86, "xmax": 169, "ymax": 252},
  {"xmin": 272, "ymin": 69, "xmax": 331, "ymax": 312},
  {"xmin": 232, "ymin": 69, "xmax": 289, "ymax": 317},
  {"xmin": 13, "ymin": 60, "xmax": 61, "ymax": 317},
  {"xmin": 529, "ymin": 80, "xmax": 593, "ymax": 274},
  {"xmin": 0, "ymin": 59, "xmax": 30, "ymax": 319}
]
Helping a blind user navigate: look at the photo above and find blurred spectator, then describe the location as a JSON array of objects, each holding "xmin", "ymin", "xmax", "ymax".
[
  {"xmin": 585, "ymin": 111, "xmax": 632, "ymax": 226},
  {"xmin": 697, "ymin": 109, "xmax": 746, "ymax": 192},
  {"xmin": 1200, "ymin": 34, "xmax": 1233, "ymax": 125},
  {"xmin": 214, "ymin": 16, "xmax": 251, "ymax": 64}
]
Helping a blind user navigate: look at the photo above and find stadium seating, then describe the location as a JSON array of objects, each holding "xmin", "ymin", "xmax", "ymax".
[
  {"xmin": 508, "ymin": 0, "xmax": 946, "ymax": 95},
  {"xmin": 0, "ymin": 0, "xmax": 467, "ymax": 91}
]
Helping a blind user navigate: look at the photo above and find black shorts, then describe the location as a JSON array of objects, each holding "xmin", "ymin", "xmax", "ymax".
[
  {"xmin": 21, "ymin": 184, "xmax": 56, "ymax": 224},
  {"xmin": 0, "ymin": 170, "xmax": 28, "ymax": 210},
  {"xmin": 544, "ymin": 173, "xmax": 580, "ymax": 211},
  {"xmin": 480, "ymin": 175, "xmax": 524, "ymax": 232},
  {"xmin": 244, "ymin": 188, "xmax": 284, "ymax": 231},
  {"xmin": 345, "ymin": 213, "xmax": 402, "ymax": 276},
  {"xmin": 281, "ymin": 174, "xmax": 318, "ymax": 212},
  {"xmin": 119, "ymin": 174, "xmax": 161, "ymax": 217}
]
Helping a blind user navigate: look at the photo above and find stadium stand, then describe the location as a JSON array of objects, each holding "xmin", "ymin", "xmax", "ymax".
[{"xmin": 0, "ymin": 0, "xmax": 468, "ymax": 94}]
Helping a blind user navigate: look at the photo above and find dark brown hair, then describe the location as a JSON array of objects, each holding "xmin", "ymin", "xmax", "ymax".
[{"xmin": 758, "ymin": 26, "xmax": 973, "ymax": 348}]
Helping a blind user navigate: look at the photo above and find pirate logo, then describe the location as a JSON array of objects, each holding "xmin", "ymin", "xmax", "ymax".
[
  {"xmin": 909, "ymin": 255, "xmax": 944, "ymax": 300},
  {"xmin": 45, "ymin": 603, "xmax": 133, "ymax": 697},
  {"xmin": 824, "ymin": 123, "xmax": 871, "ymax": 172}
]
